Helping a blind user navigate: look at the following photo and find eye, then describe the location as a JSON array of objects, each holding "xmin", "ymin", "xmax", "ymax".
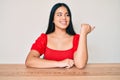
[
  {"xmin": 57, "ymin": 14, "xmax": 62, "ymax": 16},
  {"xmin": 66, "ymin": 13, "xmax": 70, "ymax": 16}
]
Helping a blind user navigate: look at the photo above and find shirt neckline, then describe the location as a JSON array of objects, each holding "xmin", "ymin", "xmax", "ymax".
[
  {"xmin": 46, "ymin": 46, "xmax": 73, "ymax": 52},
  {"xmin": 45, "ymin": 33, "xmax": 75, "ymax": 52}
]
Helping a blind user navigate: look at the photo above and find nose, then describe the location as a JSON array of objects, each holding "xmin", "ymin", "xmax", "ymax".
[{"xmin": 62, "ymin": 15, "xmax": 66, "ymax": 19}]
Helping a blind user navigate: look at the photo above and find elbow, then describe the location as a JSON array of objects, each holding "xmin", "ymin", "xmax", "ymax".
[
  {"xmin": 75, "ymin": 64, "xmax": 86, "ymax": 69},
  {"xmin": 25, "ymin": 60, "xmax": 29, "ymax": 68},
  {"xmin": 74, "ymin": 59, "xmax": 88, "ymax": 69},
  {"xmin": 74, "ymin": 61, "xmax": 87, "ymax": 69},
  {"xmin": 25, "ymin": 59, "xmax": 32, "ymax": 68}
]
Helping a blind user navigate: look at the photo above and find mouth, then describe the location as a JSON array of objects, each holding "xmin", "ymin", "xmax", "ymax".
[{"xmin": 59, "ymin": 21, "xmax": 67, "ymax": 25}]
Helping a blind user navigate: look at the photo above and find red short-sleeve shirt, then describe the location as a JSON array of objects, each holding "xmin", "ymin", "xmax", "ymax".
[{"xmin": 31, "ymin": 33, "xmax": 80, "ymax": 61}]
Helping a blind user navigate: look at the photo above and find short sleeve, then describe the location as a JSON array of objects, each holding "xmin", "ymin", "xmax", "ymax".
[
  {"xmin": 73, "ymin": 34, "xmax": 80, "ymax": 51},
  {"xmin": 31, "ymin": 33, "xmax": 47, "ymax": 54}
]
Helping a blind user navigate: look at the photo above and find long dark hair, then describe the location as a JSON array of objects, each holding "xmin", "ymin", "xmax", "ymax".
[{"xmin": 46, "ymin": 3, "xmax": 76, "ymax": 35}]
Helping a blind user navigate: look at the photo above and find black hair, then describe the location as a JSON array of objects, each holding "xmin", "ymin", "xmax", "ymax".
[{"xmin": 46, "ymin": 3, "xmax": 76, "ymax": 35}]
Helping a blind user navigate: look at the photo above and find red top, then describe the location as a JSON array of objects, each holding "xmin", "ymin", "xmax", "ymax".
[{"xmin": 31, "ymin": 33, "xmax": 80, "ymax": 61}]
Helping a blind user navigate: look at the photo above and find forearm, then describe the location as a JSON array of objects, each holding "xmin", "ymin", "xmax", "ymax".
[
  {"xmin": 25, "ymin": 50, "xmax": 74, "ymax": 68},
  {"xmin": 26, "ymin": 57, "xmax": 61, "ymax": 68},
  {"xmin": 74, "ymin": 33, "xmax": 88, "ymax": 69}
]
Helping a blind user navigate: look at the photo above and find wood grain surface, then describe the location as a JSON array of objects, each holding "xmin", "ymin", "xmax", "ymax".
[{"xmin": 0, "ymin": 64, "xmax": 120, "ymax": 80}]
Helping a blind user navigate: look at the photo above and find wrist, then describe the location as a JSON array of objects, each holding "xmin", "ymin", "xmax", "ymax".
[
  {"xmin": 80, "ymin": 32, "xmax": 87, "ymax": 36},
  {"xmin": 57, "ymin": 60, "xmax": 68, "ymax": 68},
  {"xmin": 57, "ymin": 61, "xmax": 65, "ymax": 68}
]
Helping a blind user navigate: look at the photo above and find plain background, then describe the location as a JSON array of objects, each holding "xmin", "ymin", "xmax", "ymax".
[{"xmin": 0, "ymin": 0, "xmax": 120, "ymax": 63}]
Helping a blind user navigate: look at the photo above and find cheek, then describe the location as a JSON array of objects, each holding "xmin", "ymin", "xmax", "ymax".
[
  {"xmin": 53, "ymin": 17, "xmax": 59, "ymax": 23},
  {"xmin": 67, "ymin": 18, "xmax": 70, "ymax": 23},
  {"xmin": 67, "ymin": 17, "xmax": 70, "ymax": 21}
]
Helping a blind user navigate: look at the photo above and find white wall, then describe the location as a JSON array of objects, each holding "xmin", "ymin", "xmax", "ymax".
[{"xmin": 0, "ymin": 0, "xmax": 120, "ymax": 63}]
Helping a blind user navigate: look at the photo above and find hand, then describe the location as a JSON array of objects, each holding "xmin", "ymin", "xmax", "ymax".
[
  {"xmin": 58, "ymin": 59, "xmax": 74, "ymax": 68},
  {"xmin": 80, "ymin": 24, "xmax": 95, "ymax": 35}
]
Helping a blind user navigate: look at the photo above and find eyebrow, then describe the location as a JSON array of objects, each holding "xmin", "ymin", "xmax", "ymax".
[{"xmin": 56, "ymin": 12, "xmax": 69, "ymax": 14}]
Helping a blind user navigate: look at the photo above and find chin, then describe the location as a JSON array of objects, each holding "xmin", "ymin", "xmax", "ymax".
[{"xmin": 61, "ymin": 26, "xmax": 68, "ymax": 29}]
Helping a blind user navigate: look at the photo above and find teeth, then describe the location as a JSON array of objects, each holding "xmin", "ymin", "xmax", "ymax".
[{"xmin": 60, "ymin": 21, "xmax": 67, "ymax": 25}]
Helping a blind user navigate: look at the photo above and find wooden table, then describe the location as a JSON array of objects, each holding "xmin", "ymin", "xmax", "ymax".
[{"xmin": 0, "ymin": 64, "xmax": 120, "ymax": 80}]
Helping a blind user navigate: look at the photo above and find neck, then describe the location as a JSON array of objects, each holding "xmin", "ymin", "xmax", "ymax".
[{"xmin": 53, "ymin": 28, "xmax": 68, "ymax": 38}]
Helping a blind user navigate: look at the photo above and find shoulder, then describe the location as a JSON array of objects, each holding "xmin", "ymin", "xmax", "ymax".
[
  {"xmin": 74, "ymin": 34, "xmax": 80, "ymax": 39},
  {"xmin": 34, "ymin": 33, "xmax": 47, "ymax": 45},
  {"xmin": 73, "ymin": 34, "xmax": 80, "ymax": 44},
  {"xmin": 40, "ymin": 33, "xmax": 47, "ymax": 38},
  {"xmin": 31, "ymin": 33, "xmax": 47, "ymax": 54},
  {"xmin": 73, "ymin": 34, "xmax": 80, "ymax": 51},
  {"xmin": 36, "ymin": 33, "xmax": 47, "ymax": 40}
]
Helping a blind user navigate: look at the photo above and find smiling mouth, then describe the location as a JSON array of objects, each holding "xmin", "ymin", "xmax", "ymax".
[{"xmin": 60, "ymin": 21, "xmax": 67, "ymax": 25}]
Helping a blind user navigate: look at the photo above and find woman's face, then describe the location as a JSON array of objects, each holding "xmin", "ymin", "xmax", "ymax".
[{"xmin": 53, "ymin": 6, "xmax": 70, "ymax": 30}]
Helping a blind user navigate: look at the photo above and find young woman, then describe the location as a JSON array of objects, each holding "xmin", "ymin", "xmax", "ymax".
[{"xmin": 25, "ymin": 3, "xmax": 94, "ymax": 69}]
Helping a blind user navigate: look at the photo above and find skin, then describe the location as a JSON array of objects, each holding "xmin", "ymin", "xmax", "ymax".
[{"xmin": 25, "ymin": 6, "xmax": 94, "ymax": 69}]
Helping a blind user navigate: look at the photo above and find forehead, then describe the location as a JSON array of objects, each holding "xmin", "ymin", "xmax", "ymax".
[{"xmin": 55, "ymin": 6, "xmax": 68, "ymax": 13}]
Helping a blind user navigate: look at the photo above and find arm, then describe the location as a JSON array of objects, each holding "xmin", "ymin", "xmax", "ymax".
[
  {"xmin": 25, "ymin": 50, "xmax": 74, "ymax": 68},
  {"xmin": 74, "ymin": 24, "xmax": 95, "ymax": 69}
]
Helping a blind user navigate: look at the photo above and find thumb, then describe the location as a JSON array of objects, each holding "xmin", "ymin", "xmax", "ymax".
[{"xmin": 91, "ymin": 26, "xmax": 95, "ymax": 31}]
